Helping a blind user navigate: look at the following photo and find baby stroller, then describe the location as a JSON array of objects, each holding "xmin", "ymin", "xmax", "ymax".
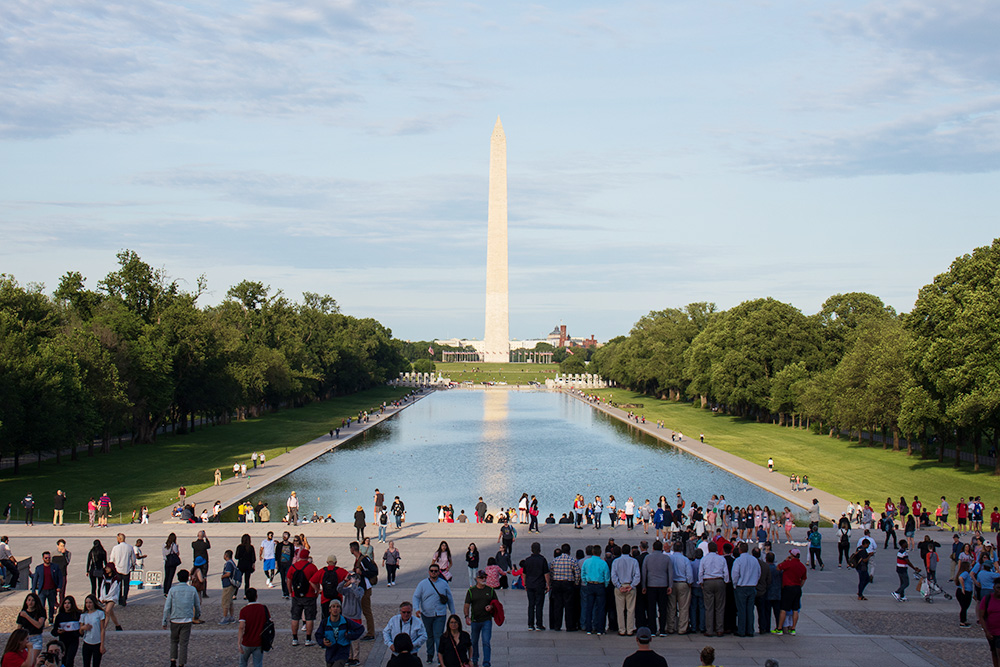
[{"xmin": 915, "ymin": 572, "xmax": 952, "ymax": 603}]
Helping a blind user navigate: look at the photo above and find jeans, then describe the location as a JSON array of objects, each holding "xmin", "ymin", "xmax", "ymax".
[
  {"xmin": 526, "ymin": 586, "xmax": 546, "ymax": 628},
  {"xmin": 582, "ymin": 582, "xmax": 606, "ymax": 633},
  {"xmin": 857, "ymin": 567, "xmax": 870, "ymax": 597},
  {"xmin": 1, "ymin": 558, "xmax": 19, "ymax": 587},
  {"xmin": 895, "ymin": 568, "xmax": 909, "ymax": 597},
  {"xmin": 626, "ymin": 515, "xmax": 634, "ymax": 530},
  {"xmin": 39, "ymin": 588, "xmax": 58, "ymax": 620},
  {"xmin": 279, "ymin": 563, "xmax": 291, "ymax": 597},
  {"xmin": 421, "ymin": 615, "xmax": 446, "ymax": 661},
  {"xmin": 755, "ymin": 596, "xmax": 769, "ymax": 634},
  {"xmin": 471, "ymin": 619, "xmax": 492, "ymax": 667},
  {"xmin": 689, "ymin": 586, "xmax": 705, "ymax": 632},
  {"xmin": 378, "ymin": 525, "xmax": 387, "ymax": 542},
  {"xmin": 734, "ymin": 586, "xmax": 756, "ymax": 636},
  {"xmin": 469, "ymin": 567, "xmax": 478, "ymax": 588},
  {"xmin": 394, "ymin": 514, "xmax": 402, "ymax": 528},
  {"xmin": 594, "ymin": 513, "xmax": 601, "ymax": 529},
  {"xmin": 239, "ymin": 645, "xmax": 263, "ymax": 667}
]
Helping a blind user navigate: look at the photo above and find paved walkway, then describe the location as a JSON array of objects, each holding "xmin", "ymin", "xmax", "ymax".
[
  {"xmin": 0, "ymin": 522, "xmax": 976, "ymax": 666},
  {"xmin": 569, "ymin": 392, "xmax": 850, "ymax": 522},
  {"xmin": 149, "ymin": 392, "xmax": 429, "ymax": 522}
]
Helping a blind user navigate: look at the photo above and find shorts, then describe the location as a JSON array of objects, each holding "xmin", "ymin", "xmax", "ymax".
[
  {"xmin": 263, "ymin": 559, "xmax": 276, "ymax": 571},
  {"xmin": 99, "ymin": 507, "xmax": 109, "ymax": 518},
  {"xmin": 991, "ymin": 523, "xmax": 999, "ymax": 532},
  {"xmin": 654, "ymin": 521, "xmax": 664, "ymax": 530},
  {"xmin": 780, "ymin": 585, "xmax": 802, "ymax": 612},
  {"xmin": 958, "ymin": 517, "xmax": 967, "ymax": 525},
  {"xmin": 29, "ymin": 634, "xmax": 43, "ymax": 651},
  {"xmin": 290, "ymin": 596, "xmax": 317, "ymax": 621},
  {"xmin": 940, "ymin": 514, "xmax": 948, "ymax": 523}
]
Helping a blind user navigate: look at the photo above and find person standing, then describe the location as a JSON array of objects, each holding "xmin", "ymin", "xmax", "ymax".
[
  {"xmin": 776, "ymin": 549, "xmax": 808, "ymax": 634},
  {"xmin": 286, "ymin": 492, "xmax": 299, "ymax": 526},
  {"xmin": 354, "ymin": 507, "xmax": 367, "ymax": 542},
  {"xmin": 275, "ymin": 532, "xmax": 294, "ymax": 600},
  {"xmin": 581, "ymin": 545, "xmax": 611, "ymax": 635},
  {"xmin": 51, "ymin": 539, "xmax": 71, "ymax": 604},
  {"xmin": 611, "ymin": 545, "xmax": 640, "ymax": 636},
  {"xmin": 311, "ymin": 554, "xmax": 348, "ymax": 622},
  {"xmin": 413, "ymin": 562, "xmax": 455, "ymax": 663},
  {"xmin": 641, "ymin": 540, "xmax": 672, "ymax": 635},
  {"xmin": 349, "ymin": 541, "xmax": 378, "ymax": 640},
  {"xmin": 476, "ymin": 498, "xmax": 488, "ymax": 524},
  {"xmin": 108, "ymin": 534, "xmax": 135, "ymax": 607},
  {"xmin": 807, "ymin": 526, "xmax": 824, "ymax": 570},
  {"xmin": 808, "ymin": 499, "xmax": 820, "ymax": 532},
  {"xmin": 98, "ymin": 493, "xmax": 112, "ymax": 528},
  {"xmin": 668, "ymin": 541, "xmax": 692, "ymax": 635},
  {"xmin": 287, "ymin": 548, "xmax": 319, "ymax": 646},
  {"xmin": 622, "ymin": 627, "xmax": 668, "ymax": 667},
  {"xmin": 162, "ymin": 533, "xmax": 181, "ymax": 597},
  {"xmin": 214, "ymin": 469, "xmax": 222, "ymax": 486},
  {"xmin": 892, "ymin": 540, "xmax": 921, "ymax": 602},
  {"xmin": 464, "ymin": 570, "xmax": 497, "ymax": 667},
  {"xmin": 191, "ymin": 531, "xmax": 211, "ymax": 598},
  {"xmin": 549, "ymin": 543, "xmax": 581, "ymax": 631},
  {"xmin": 522, "ymin": 542, "xmax": 551, "ymax": 631},
  {"xmin": 162, "ymin": 569, "xmax": 201, "ymax": 667},
  {"xmin": 21, "ymin": 493, "xmax": 35, "ymax": 526},
  {"xmin": 52, "ymin": 491, "xmax": 66, "ymax": 526},
  {"xmin": 391, "ymin": 496, "xmax": 406, "ymax": 529},
  {"xmin": 219, "ymin": 550, "xmax": 240, "ymax": 625},
  {"xmin": 31, "ymin": 551, "xmax": 63, "ymax": 623},
  {"xmin": 699, "ymin": 542, "xmax": 729, "ymax": 637},
  {"xmin": 731, "ymin": 542, "xmax": 761, "ymax": 637},
  {"xmin": 374, "ymin": 489, "xmax": 385, "ymax": 524},
  {"xmin": 238, "ymin": 587, "xmax": 269, "ymax": 667},
  {"xmin": 235, "ymin": 534, "xmax": 256, "ymax": 595}
]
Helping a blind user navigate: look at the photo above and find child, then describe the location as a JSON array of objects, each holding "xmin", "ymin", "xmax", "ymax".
[
  {"xmin": 925, "ymin": 545, "xmax": 939, "ymax": 584},
  {"xmin": 511, "ymin": 561, "xmax": 525, "ymax": 590},
  {"xmin": 133, "ymin": 539, "xmax": 146, "ymax": 570}
]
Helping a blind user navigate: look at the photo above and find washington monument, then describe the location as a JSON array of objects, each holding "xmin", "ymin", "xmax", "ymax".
[{"xmin": 483, "ymin": 117, "xmax": 510, "ymax": 362}]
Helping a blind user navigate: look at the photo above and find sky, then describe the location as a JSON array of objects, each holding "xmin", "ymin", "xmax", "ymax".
[{"xmin": 2, "ymin": 1, "xmax": 999, "ymax": 343}]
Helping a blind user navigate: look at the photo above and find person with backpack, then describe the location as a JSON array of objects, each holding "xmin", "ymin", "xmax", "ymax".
[
  {"xmin": 337, "ymin": 571, "xmax": 366, "ymax": 666},
  {"xmin": 274, "ymin": 533, "xmax": 294, "ymax": 600},
  {"xmin": 498, "ymin": 523, "xmax": 516, "ymax": 559},
  {"xmin": 836, "ymin": 516, "xmax": 851, "ymax": 568},
  {"xmin": 287, "ymin": 549, "xmax": 319, "ymax": 646},
  {"xmin": 349, "ymin": 541, "xmax": 378, "ymax": 640},
  {"xmin": 311, "ymin": 554, "xmax": 348, "ymax": 621},
  {"xmin": 315, "ymin": 600, "xmax": 364, "ymax": 667},
  {"xmin": 412, "ymin": 563, "xmax": 455, "ymax": 664},
  {"xmin": 378, "ymin": 509, "xmax": 389, "ymax": 544}
]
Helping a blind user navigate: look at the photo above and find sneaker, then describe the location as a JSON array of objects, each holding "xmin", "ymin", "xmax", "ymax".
[
  {"xmin": 771, "ymin": 629, "xmax": 782, "ymax": 634},
  {"xmin": 304, "ymin": 639, "xmax": 314, "ymax": 647},
  {"xmin": 789, "ymin": 629, "xmax": 796, "ymax": 635},
  {"xmin": 891, "ymin": 592, "xmax": 901, "ymax": 602},
  {"xmin": 528, "ymin": 626, "xmax": 535, "ymax": 631},
  {"xmin": 900, "ymin": 596, "xmax": 908, "ymax": 602},
  {"xmin": 291, "ymin": 638, "xmax": 299, "ymax": 647},
  {"xmin": 960, "ymin": 622, "xmax": 972, "ymax": 628},
  {"xmin": 361, "ymin": 635, "xmax": 376, "ymax": 642}
]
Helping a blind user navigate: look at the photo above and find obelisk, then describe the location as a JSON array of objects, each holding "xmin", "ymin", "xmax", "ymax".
[{"xmin": 483, "ymin": 117, "xmax": 509, "ymax": 363}]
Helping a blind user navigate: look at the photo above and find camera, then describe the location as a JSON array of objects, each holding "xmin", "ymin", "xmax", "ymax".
[{"xmin": 38, "ymin": 653, "xmax": 58, "ymax": 666}]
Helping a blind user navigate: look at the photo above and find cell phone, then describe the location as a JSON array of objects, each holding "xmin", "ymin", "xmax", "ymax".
[{"xmin": 39, "ymin": 653, "xmax": 57, "ymax": 665}]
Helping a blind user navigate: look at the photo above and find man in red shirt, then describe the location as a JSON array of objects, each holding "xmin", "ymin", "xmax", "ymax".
[
  {"xmin": 911, "ymin": 497, "xmax": 922, "ymax": 519},
  {"xmin": 310, "ymin": 554, "xmax": 348, "ymax": 620},
  {"xmin": 958, "ymin": 499, "xmax": 969, "ymax": 533},
  {"xmin": 776, "ymin": 549, "xmax": 808, "ymax": 635},
  {"xmin": 238, "ymin": 587, "xmax": 270, "ymax": 665},
  {"xmin": 287, "ymin": 549, "xmax": 319, "ymax": 647}
]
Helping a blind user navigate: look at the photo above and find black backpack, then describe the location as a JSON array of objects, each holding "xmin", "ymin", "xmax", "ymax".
[
  {"xmin": 321, "ymin": 568, "xmax": 341, "ymax": 600},
  {"xmin": 259, "ymin": 608, "xmax": 275, "ymax": 652},
  {"xmin": 290, "ymin": 564, "xmax": 311, "ymax": 597},
  {"xmin": 361, "ymin": 556, "xmax": 378, "ymax": 586}
]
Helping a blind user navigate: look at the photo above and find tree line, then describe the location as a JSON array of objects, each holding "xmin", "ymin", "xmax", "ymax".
[
  {"xmin": 590, "ymin": 238, "xmax": 1000, "ymax": 474},
  {"xmin": 0, "ymin": 250, "xmax": 410, "ymax": 473}
]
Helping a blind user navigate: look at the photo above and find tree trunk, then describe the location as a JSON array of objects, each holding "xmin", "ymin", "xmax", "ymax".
[
  {"xmin": 973, "ymin": 429, "xmax": 981, "ymax": 472},
  {"xmin": 993, "ymin": 426, "xmax": 999, "ymax": 476},
  {"xmin": 893, "ymin": 426, "xmax": 900, "ymax": 452},
  {"xmin": 956, "ymin": 427, "xmax": 964, "ymax": 468},
  {"xmin": 13, "ymin": 451, "xmax": 20, "ymax": 475},
  {"xmin": 778, "ymin": 412, "xmax": 785, "ymax": 427}
]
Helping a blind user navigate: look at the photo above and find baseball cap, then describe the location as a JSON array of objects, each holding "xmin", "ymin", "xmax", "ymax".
[
  {"xmin": 476, "ymin": 570, "xmax": 487, "ymax": 579},
  {"xmin": 327, "ymin": 554, "xmax": 338, "ymax": 564},
  {"xmin": 299, "ymin": 549, "xmax": 310, "ymax": 560},
  {"xmin": 636, "ymin": 627, "xmax": 652, "ymax": 643},
  {"xmin": 789, "ymin": 548, "xmax": 801, "ymax": 557}
]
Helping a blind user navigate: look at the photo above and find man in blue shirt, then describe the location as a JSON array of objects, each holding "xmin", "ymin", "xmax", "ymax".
[
  {"xmin": 731, "ymin": 543, "xmax": 761, "ymax": 637},
  {"xmin": 412, "ymin": 564, "xmax": 454, "ymax": 663},
  {"xmin": 580, "ymin": 545, "xmax": 611, "ymax": 635}
]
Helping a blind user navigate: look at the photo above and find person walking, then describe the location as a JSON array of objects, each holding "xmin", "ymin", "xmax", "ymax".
[
  {"xmin": 349, "ymin": 541, "xmax": 378, "ymax": 640},
  {"xmin": 853, "ymin": 539, "xmax": 872, "ymax": 600},
  {"xmin": 30, "ymin": 551, "xmax": 63, "ymax": 623},
  {"xmin": 275, "ymin": 532, "xmax": 294, "ymax": 599},
  {"xmin": 892, "ymin": 540, "xmax": 921, "ymax": 602},
  {"xmin": 79, "ymin": 594, "xmax": 107, "ymax": 667},
  {"xmin": 465, "ymin": 544, "xmax": 480, "ymax": 588},
  {"xmin": 382, "ymin": 601, "xmax": 428, "ymax": 657},
  {"xmin": 287, "ymin": 548, "xmax": 319, "ymax": 646},
  {"xmin": 162, "ymin": 569, "xmax": 201, "ymax": 667},
  {"xmin": 978, "ymin": 580, "xmax": 1000, "ymax": 667},
  {"xmin": 235, "ymin": 534, "xmax": 256, "ymax": 595},
  {"xmin": 52, "ymin": 491, "xmax": 66, "ymax": 526},
  {"xmin": 191, "ymin": 531, "xmax": 211, "ymax": 597},
  {"xmin": 162, "ymin": 533, "xmax": 181, "ymax": 597},
  {"xmin": 412, "ymin": 562, "xmax": 455, "ymax": 664},
  {"xmin": 807, "ymin": 526, "xmax": 824, "ymax": 571},
  {"xmin": 464, "ymin": 570, "xmax": 498, "ymax": 667},
  {"xmin": 498, "ymin": 523, "xmax": 516, "ymax": 560},
  {"xmin": 957, "ymin": 561, "xmax": 975, "ymax": 627},
  {"xmin": 383, "ymin": 541, "xmax": 401, "ymax": 587},
  {"xmin": 238, "ymin": 587, "xmax": 269, "ymax": 667},
  {"xmin": 316, "ymin": 599, "xmax": 365, "ymax": 667},
  {"xmin": 108, "ymin": 534, "xmax": 136, "ymax": 607},
  {"xmin": 437, "ymin": 615, "xmax": 472, "ymax": 667}
]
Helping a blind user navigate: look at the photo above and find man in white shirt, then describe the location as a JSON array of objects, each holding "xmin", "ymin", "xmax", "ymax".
[
  {"xmin": 259, "ymin": 532, "xmax": 277, "ymax": 588},
  {"xmin": 286, "ymin": 492, "xmax": 299, "ymax": 526},
  {"xmin": 382, "ymin": 601, "xmax": 428, "ymax": 655},
  {"xmin": 109, "ymin": 533, "xmax": 136, "ymax": 606},
  {"xmin": 856, "ymin": 530, "xmax": 877, "ymax": 582}
]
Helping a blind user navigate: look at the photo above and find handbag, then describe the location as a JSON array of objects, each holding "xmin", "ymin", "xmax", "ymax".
[
  {"xmin": 259, "ymin": 609, "xmax": 275, "ymax": 652},
  {"xmin": 165, "ymin": 550, "xmax": 181, "ymax": 568}
]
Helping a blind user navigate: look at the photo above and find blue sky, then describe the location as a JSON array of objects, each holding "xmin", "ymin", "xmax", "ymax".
[{"xmin": 2, "ymin": 1, "xmax": 998, "ymax": 342}]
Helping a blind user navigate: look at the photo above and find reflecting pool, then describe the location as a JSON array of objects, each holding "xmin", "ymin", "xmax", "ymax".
[{"xmin": 243, "ymin": 390, "xmax": 793, "ymax": 523}]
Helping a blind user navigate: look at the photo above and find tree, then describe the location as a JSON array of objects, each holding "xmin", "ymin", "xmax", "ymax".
[{"xmin": 560, "ymin": 355, "xmax": 586, "ymax": 374}]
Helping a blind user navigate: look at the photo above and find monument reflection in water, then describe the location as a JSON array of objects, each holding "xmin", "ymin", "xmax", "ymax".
[{"xmin": 249, "ymin": 390, "xmax": 794, "ymax": 523}]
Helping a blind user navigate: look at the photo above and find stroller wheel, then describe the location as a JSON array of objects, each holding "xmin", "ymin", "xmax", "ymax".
[
  {"xmin": 925, "ymin": 598, "xmax": 933, "ymax": 603},
  {"xmin": 944, "ymin": 594, "xmax": 953, "ymax": 600}
]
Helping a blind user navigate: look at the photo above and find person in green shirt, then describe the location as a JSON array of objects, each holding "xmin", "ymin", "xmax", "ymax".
[{"xmin": 463, "ymin": 571, "xmax": 497, "ymax": 667}]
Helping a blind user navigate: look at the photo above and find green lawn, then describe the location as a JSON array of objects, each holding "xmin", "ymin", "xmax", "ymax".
[
  {"xmin": 1, "ymin": 386, "xmax": 410, "ymax": 524},
  {"xmin": 438, "ymin": 361, "xmax": 559, "ymax": 385},
  {"xmin": 592, "ymin": 389, "xmax": 998, "ymax": 508}
]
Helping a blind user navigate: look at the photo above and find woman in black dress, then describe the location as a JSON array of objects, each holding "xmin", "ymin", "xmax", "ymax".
[
  {"xmin": 86, "ymin": 540, "xmax": 107, "ymax": 598},
  {"xmin": 354, "ymin": 506, "xmax": 367, "ymax": 541},
  {"xmin": 437, "ymin": 614, "xmax": 471, "ymax": 667}
]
